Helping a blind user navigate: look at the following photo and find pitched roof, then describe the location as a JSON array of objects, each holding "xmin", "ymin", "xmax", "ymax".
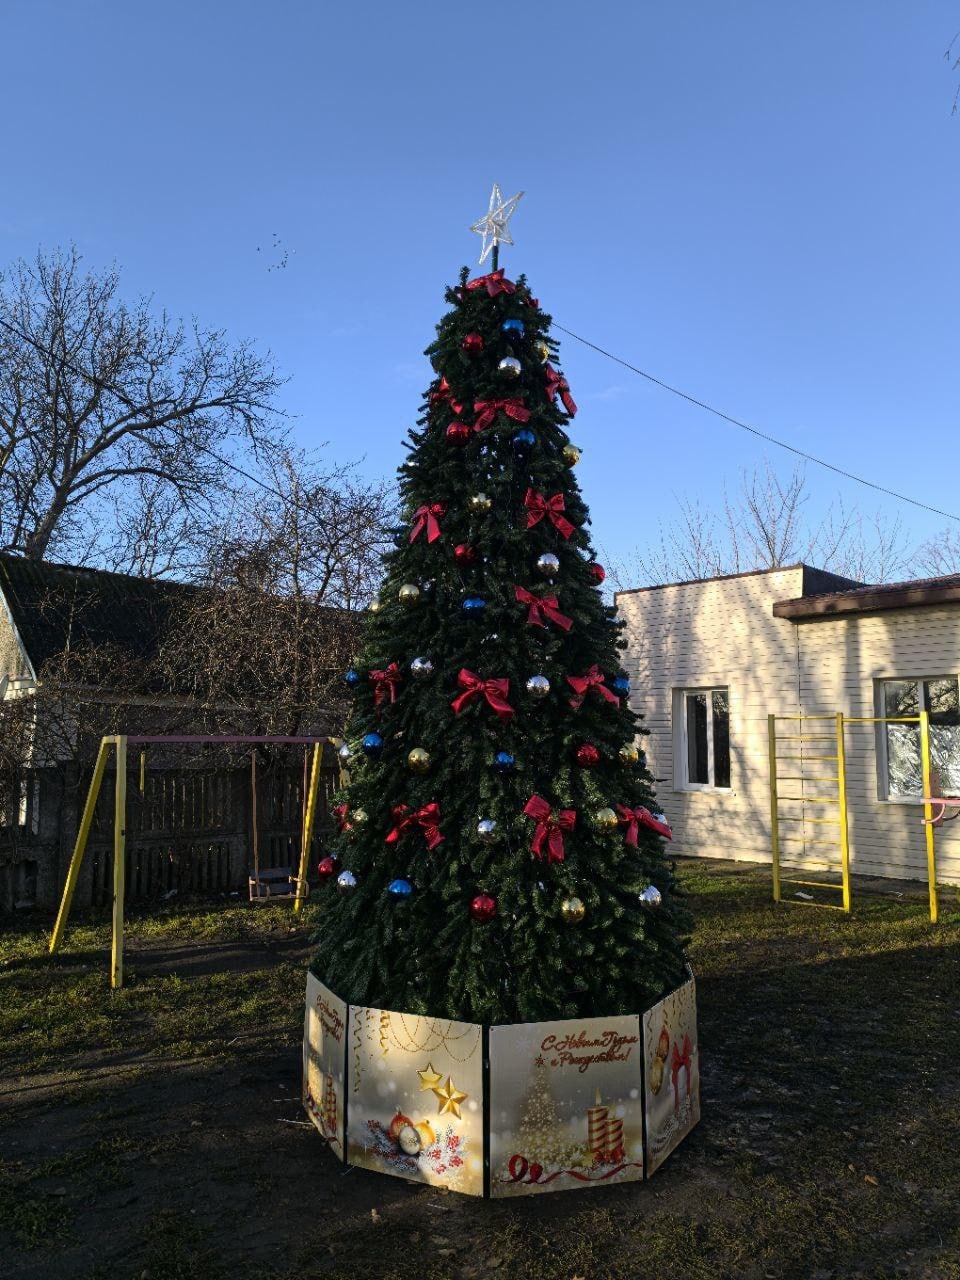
[
  {"xmin": 0, "ymin": 552, "xmax": 197, "ymax": 676},
  {"xmin": 772, "ymin": 573, "xmax": 960, "ymax": 620}
]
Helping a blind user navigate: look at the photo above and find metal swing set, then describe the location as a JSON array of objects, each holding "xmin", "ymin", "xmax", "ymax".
[{"xmin": 48, "ymin": 733, "xmax": 345, "ymax": 988}]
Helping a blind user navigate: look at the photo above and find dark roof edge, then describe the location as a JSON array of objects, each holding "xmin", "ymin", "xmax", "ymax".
[
  {"xmin": 615, "ymin": 563, "xmax": 861, "ymax": 600},
  {"xmin": 773, "ymin": 581, "xmax": 960, "ymax": 619}
]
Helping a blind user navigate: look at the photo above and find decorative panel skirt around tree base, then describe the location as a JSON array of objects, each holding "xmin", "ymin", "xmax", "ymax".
[{"xmin": 302, "ymin": 970, "xmax": 699, "ymax": 1197}]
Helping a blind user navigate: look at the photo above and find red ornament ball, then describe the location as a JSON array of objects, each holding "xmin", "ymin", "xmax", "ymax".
[
  {"xmin": 470, "ymin": 892, "xmax": 497, "ymax": 923},
  {"xmin": 454, "ymin": 542, "xmax": 477, "ymax": 566},
  {"xmin": 317, "ymin": 854, "xmax": 340, "ymax": 879},
  {"xmin": 575, "ymin": 743, "xmax": 600, "ymax": 768},
  {"xmin": 445, "ymin": 421, "xmax": 471, "ymax": 446},
  {"xmin": 387, "ymin": 1110, "xmax": 415, "ymax": 1143},
  {"xmin": 462, "ymin": 332, "xmax": 484, "ymax": 353},
  {"xmin": 588, "ymin": 562, "xmax": 606, "ymax": 583}
]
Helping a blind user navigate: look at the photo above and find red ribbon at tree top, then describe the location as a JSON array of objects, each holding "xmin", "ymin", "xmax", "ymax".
[
  {"xmin": 465, "ymin": 268, "xmax": 516, "ymax": 297},
  {"xmin": 544, "ymin": 365, "xmax": 578, "ymax": 417},
  {"xmin": 671, "ymin": 1034, "xmax": 692, "ymax": 1113},
  {"xmin": 370, "ymin": 662, "xmax": 402, "ymax": 713},
  {"xmin": 332, "ymin": 803, "xmax": 351, "ymax": 833},
  {"xmin": 472, "ymin": 397, "xmax": 531, "ymax": 433},
  {"xmin": 523, "ymin": 794, "xmax": 576, "ymax": 864},
  {"xmin": 429, "ymin": 376, "xmax": 463, "ymax": 416},
  {"xmin": 567, "ymin": 665, "xmax": 620, "ymax": 710},
  {"xmin": 615, "ymin": 803, "xmax": 673, "ymax": 846},
  {"xmin": 385, "ymin": 802, "xmax": 444, "ymax": 850},
  {"xmin": 410, "ymin": 502, "xmax": 446, "ymax": 544},
  {"xmin": 450, "ymin": 668, "xmax": 514, "ymax": 722},
  {"xmin": 514, "ymin": 585, "xmax": 573, "ymax": 632},
  {"xmin": 524, "ymin": 488, "xmax": 575, "ymax": 540}
]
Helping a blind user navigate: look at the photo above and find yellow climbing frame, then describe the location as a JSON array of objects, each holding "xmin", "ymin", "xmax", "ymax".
[
  {"xmin": 49, "ymin": 734, "xmax": 344, "ymax": 988},
  {"xmin": 768, "ymin": 712, "xmax": 938, "ymax": 922}
]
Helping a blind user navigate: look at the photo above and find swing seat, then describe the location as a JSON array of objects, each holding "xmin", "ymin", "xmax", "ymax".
[{"xmin": 249, "ymin": 866, "xmax": 299, "ymax": 901}]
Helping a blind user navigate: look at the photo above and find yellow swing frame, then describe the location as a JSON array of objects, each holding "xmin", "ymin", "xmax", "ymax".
[{"xmin": 49, "ymin": 733, "xmax": 344, "ymax": 988}]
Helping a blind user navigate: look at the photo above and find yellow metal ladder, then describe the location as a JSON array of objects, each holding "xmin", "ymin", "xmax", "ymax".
[{"xmin": 768, "ymin": 713, "xmax": 851, "ymax": 912}]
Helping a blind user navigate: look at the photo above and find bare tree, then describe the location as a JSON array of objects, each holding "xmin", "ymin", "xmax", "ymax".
[
  {"xmin": 612, "ymin": 462, "xmax": 912, "ymax": 588},
  {"xmin": 914, "ymin": 526, "xmax": 960, "ymax": 578},
  {"xmin": 0, "ymin": 246, "xmax": 284, "ymax": 565}
]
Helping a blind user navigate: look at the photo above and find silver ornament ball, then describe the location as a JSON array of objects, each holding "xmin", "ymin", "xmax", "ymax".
[
  {"xmin": 498, "ymin": 356, "xmax": 522, "ymax": 379},
  {"xmin": 338, "ymin": 743, "xmax": 353, "ymax": 763},
  {"xmin": 410, "ymin": 656, "xmax": 434, "ymax": 680},
  {"xmin": 525, "ymin": 674, "xmax": 551, "ymax": 699},
  {"xmin": 337, "ymin": 870, "xmax": 358, "ymax": 893},
  {"xmin": 536, "ymin": 553, "xmax": 560, "ymax": 578},
  {"xmin": 639, "ymin": 884, "xmax": 663, "ymax": 909},
  {"xmin": 477, "ymin": 818, "xmax": 499, "ymax": 844}
]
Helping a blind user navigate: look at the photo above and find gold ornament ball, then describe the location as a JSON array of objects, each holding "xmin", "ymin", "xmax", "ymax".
[
  {"xmin": 398, "ymin": 583, "xmax": 421, "ymax": 607},
  {"xmin": 469, "ymin": 492, "xmax": 493, "ymax": 514},
  {"xmin": 536, "ymin": 341, "xmax": 551, "ymax": 363},
  {"xmin": 407, "ymin": 747, "xmax": 431, "ymax": 775},
  {"xmin": 650, "ymin": 1056, "xmax": 665, "ymax": 1095},
  {"xmin": 595, "ymin": 806, "xmax": 619, "ymax": 832},
  {"xmin": 351, "ymin": 808, "xmax": 369, "ymax": 826},
  {"xmin": 561, "ymin": 444, "xmax": 581, "ymax": 467},
  {"xmin": 561, "ymin": 896, "xmax": 586, "ymax": 926},
  {"xmin": 369, "ymin": 595, "xmax": 382, "ymax": 613},
  {"xmin": 618, "ymin": 743, "xmax": 640, "ymax": 766},
  {"xmin": 415, "ymin": 1119, "xmax": 436, "ymax": 1147}
]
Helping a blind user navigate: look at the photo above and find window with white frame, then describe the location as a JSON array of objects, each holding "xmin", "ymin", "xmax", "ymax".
[
  {"xmin": 880, "ymin": 676, "xmax": 960, "ymax": 798},
  {"xmin": 675, "ymin": 687, "xmax": 730, "ymax": 789}
]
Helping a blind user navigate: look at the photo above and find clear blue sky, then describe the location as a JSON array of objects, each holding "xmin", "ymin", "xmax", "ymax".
[{"xmin": 2, "ymin": 2, "xmax": 958, "ymax": 574}]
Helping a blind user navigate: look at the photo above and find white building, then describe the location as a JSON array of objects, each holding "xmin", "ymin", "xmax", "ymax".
[{"xmin": 616, "ymin": 564, "xmax": 960, "ymax": 887}]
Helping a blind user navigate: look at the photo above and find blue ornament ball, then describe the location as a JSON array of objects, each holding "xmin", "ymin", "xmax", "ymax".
[
  {"xmin": 493, "ymin": 751, "xmax": 516, "ymax": 775},
  {"xmin": 462, "ymin": 596, "xmax": 487, "ymax": 614},
  {"xmin": 512, "ymin": 428, "xmax": 536, "ymax": 453},
  {"xmin": 612, "ymin": 676, "xmax": 630, "ymax": 696},
  {"xmin": 361, "ymin": 732, "xmax": 384, "ymax": 757},
  {"xmin": 501, "ymin": 318, "xmax": 525, "ymax": 338},
  {"xmin": 388, "ymin": 878, "xmax": 413, "ymax": 898},
  {"xmin": 344, "ymin": 669, "xmax": 361, "ymax": 688}
]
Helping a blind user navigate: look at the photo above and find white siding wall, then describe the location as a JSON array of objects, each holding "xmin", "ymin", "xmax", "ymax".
[
  {"xmin": 616, "ymin": 568, "xmax": 804, "ymax": 868},
  {"xmin": 618, "ymin": 574, "xmax": 960, "ymax": 887},
  {"xmin": 797, "ymin": 607, "xmax": 960, "ymax": 884}
]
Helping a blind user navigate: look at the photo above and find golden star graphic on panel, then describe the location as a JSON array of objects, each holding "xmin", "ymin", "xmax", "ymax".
[
  {"xmin": 433, "ymin": 1076, "xmax": 468, "ymax": 1118},
  {"xmin": 417, "ymin": 1062, "xmax": 443, "ymax": 1091}
]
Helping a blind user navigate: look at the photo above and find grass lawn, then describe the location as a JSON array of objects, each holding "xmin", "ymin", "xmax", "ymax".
[{"xmin": 1, "ymin": 860, "xmax": 959, "ymax": 1280}]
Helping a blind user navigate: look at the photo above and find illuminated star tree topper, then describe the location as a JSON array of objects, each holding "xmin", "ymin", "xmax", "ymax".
[{"xmin": 470, "ymin": 182, "xmax": 524, "ymax": 269}]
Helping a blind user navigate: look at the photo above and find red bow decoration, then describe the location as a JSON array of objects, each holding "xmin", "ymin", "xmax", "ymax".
[
  {"xmin": 671, "ymin": 1034, "xmax": 692, "ymax": 1113},
  {"xmin": 450, "ymin": 668, "xmax": 514, "ymax": 722},
  {"xmin": 466, "ymin": 268, "xmax": 516, "ymax": 297},
  {"xmin": 544, "ymin": 365, "xmax": 578, "ymax": 417},
  {"xmin": 332, "ymin": 803, "xmax": 351, "ymax": 833},
  {"xmin": 429, "ymin": 376, "xmax": 463, "ymax": 416},
  {"xmin": 410, "ymin": 502, "xmax": 446, "ymax": 544},
  {"xmin": 370, "ymin": 662, "xmax": 402, "ymax": 714},
  {"xmin": 514, "ymin": 585, "xmax": 573, "ymax": 631},
  {"xmin": 567, "ymin": 665, "xmax": 620, "ymax": 710},
  {"xmin": 385, "ymin": 802, "xmax": 444, "ymax": 850},
  {"xmin": 616, "ymin": 804, "xmax": 673, "ymax": 845},
  {"xmin": 472, "ymin": 397, "xmax": 531, "ymax": 433},
  {"xmin": 523, "ymin": 794, "xmax": 576, "ymax": 864},
  {"xmin": 524, "ymin": 488, "xmax": 575, "ymax": 540}
]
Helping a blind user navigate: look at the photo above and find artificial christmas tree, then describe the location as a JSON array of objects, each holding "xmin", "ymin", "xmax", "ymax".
[{"xmin": 310, "ymin": 192, "xmax": 691, "ymax": 1027}]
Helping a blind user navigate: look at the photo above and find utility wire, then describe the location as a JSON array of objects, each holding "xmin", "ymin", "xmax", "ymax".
[
  {"xmin": 553, "ymin": 322, "xmax": 960, "ymax": 523},
  {"xmin": 1, "ymin": 308, "xmax": 956, "ymax": 525}
]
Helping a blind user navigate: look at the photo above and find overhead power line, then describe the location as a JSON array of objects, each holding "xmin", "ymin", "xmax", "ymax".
[
  {"xmin": 1, "ymin": 308, "xmax": 956, "ymax": 525},
  {"xmin": 553, "ymin": 323, "xmax": 960, "ymax": 524}
]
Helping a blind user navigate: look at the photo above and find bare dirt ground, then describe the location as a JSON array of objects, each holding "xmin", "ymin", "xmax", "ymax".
[{"xmin": 2, "ymin": 860, "xmax": 959, "ymax": 1280}]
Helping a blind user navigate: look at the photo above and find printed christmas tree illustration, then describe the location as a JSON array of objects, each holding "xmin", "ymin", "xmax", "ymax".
[{"xmin": 311, "ymin": 188, "xmax": 691, "ymax": 1023}]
